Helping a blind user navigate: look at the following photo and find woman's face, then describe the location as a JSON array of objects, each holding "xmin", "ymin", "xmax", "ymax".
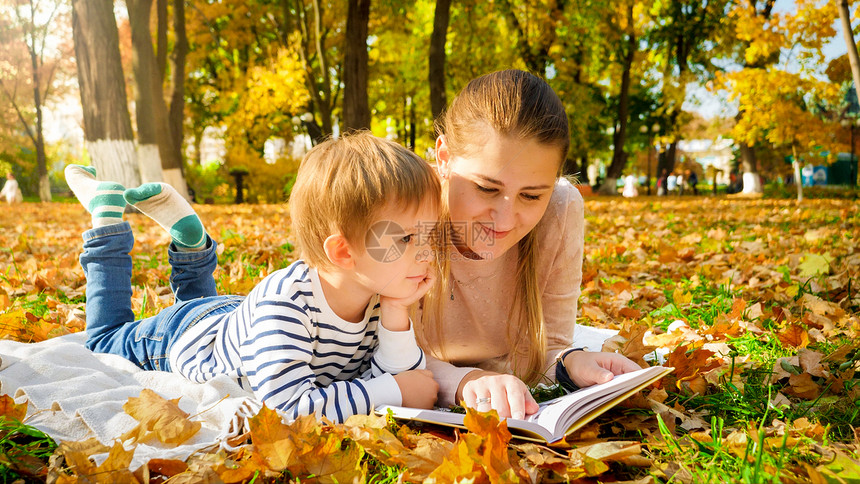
[{"xmin": 436, "ymin": 128, "xmax": 561, "ymax": 260}]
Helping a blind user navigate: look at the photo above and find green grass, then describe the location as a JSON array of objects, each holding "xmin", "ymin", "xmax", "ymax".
[{"xmin": 0, "ymin": 417, "xmax": 56, "ymax": 483}]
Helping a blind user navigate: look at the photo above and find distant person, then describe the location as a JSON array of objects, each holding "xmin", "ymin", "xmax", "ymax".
[
  {"xmin": 65, "ymin": 131, "xmax": 441, "ymax": 423},
  {"xmin": 727, "ymin": 172, "xmax": 742, "ymax": 194},
  {"xmin": 0, "ymin": 173, "xmax": 22, "ymax": 204},
  {"xmin": 667, "ymin": 172, "xmax": 677, "ymax": 194},
  {"xmin": 686, "ymin": 169, "xmax": 698, "ymax": 195},
  {"xmin": 622, "ymin": 174, "xmax": 638, "ymax": 198},
  {"xmin": 676, "ymin": 171, "xmax": 685, "ymax": 195},
  {"xmin": 657, "ymin": 169, "xmax": 668, "ymax": 196}
]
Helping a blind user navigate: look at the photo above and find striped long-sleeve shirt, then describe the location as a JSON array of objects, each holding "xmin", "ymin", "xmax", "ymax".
[{"xmin": 168, "ymin": 260, "xmax": 424, "ymax": 422}]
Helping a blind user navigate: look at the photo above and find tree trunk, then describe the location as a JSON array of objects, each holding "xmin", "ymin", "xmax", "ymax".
[
  {"xmin": 739, "ymin": 142, "xmax": 761, "ymax": 194},
  {"xmin": 665, "ymin": 141, "xmax": 678, "ymax": 175},
  {"xmin": 127, "ymin": 0, "xmax": 162, "ymax": 183},
  {"xmin": 128, "ymin": 0, "xmax": 189, "ymax": 198},
  {"xmin": 342, "ymin": 0, "xmax": 371, "ymax": 131},
  {"xmin": 838, "ymin": 0, "xmax": 860, "ymax": 105},
  {"xmin": 792, "ymin": 144, "xmax": 803, "ymax": 202},
  {"xmin": 429, "ymin": 0, "xmax": 451, "ymax": 123},
  {"xmin": 72, "ymin": 0, "xmax": 140, "ymax": 189},
  {"xmin": 311, "ymin": 0, "xmax": 334, "ymax": 136},
  {"xmin": 23, "ymin": 1, "xmax": 50, "ymax": 201},
  {"xmin": 155, "ymin": 0, "xmax": 168, "ymax": 77},
  {"xmin": 168, "ymin": 0, "xmax": 188, "ymax": 179},
  {"xmin": 602, "ymin": 3, "xmax": 636, "ymax": 194},
  {"xmin": 409, "ymin": 96, "xmax": 416, "ymax": 151}
]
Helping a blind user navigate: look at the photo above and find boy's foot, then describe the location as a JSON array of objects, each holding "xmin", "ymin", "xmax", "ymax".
[
  {"xmin": 124, "ymin": 183, "xmax": 206, "ymax": 251},
  {"xmin": 64, "ymin": 165, "xmax": 127, "ymax": 228}
]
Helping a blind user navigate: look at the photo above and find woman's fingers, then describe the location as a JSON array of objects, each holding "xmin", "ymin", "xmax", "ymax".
[
  {"xmin": 462, "ymin": 374, "xmax": 537, "ymax": 419},
  {"xmin": 488, "ymin": 385, "xmax": 510, "ymax": 418},
  {"xmin": 567, "ymin": 351, "xmax": 644, "ymax": 387}
]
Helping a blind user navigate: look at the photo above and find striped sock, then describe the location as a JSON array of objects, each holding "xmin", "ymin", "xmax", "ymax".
[
  {"xmin": 64, "ymin": 165, "xmax": 126, "ymax": 228},
  {"xmin": 123, "ymin": 183, "xmax": 207, "ymax": 251}
]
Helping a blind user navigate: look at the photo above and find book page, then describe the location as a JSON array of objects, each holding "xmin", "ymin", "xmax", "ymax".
[{"xmin": 377, "ymin": 366, "xmax": 673, "ymax": 444}]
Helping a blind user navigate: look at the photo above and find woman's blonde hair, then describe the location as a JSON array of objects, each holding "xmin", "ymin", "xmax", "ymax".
[
  {"xmin": 290, "ymin": 131, "xmax": 440, "ymax": 269},
  {"xmin": 420, "ymin": 69, "xmax": 569, "ymax": 385}
]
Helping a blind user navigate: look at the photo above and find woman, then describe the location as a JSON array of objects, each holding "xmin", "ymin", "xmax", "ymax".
[{"xmin": 417, "ymin": 70, "xmax": 640, "ymax": 420}]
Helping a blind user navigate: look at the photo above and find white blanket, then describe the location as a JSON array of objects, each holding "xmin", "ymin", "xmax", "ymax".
[
  {"xmin": 0, "ymin": 332, "xmax": 260, "ymax": 469},
  {"xmin": 0, "ymin": 325, "xmax": 621, "ymax": 469}
]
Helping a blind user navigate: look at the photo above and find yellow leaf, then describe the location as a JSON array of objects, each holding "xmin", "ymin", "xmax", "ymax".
[
  {"xmin": 672, "ymin": 288, "xmax": 693, "ymax": 306},
  {"xmin": 248, "ymin": 404, "xmax": 296, "ymax": 471},
  {"xmin": 122, "ymin": 388, "xmax": 201, "ymax": 445},
  {"xmin": 798, "ymin": 253, "xmax": 832, "ymax": 278},
  {"xmin": 56, "ymin": 439, "xmax": 137, "ymax": 483},
  {"xmin": 0, "ymin": 394, "xmax": 27, "ymax": 421}
]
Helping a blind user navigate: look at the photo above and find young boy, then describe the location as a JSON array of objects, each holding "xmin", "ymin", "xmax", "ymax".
[{"xmin": 67, "ymin": 132, "xmax": 440, "ymax": 423}]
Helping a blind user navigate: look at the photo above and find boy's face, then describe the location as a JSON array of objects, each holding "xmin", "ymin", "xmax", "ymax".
[{"xmin": 352, "ymin": 199, "xmax": 439, "ymax": 299}]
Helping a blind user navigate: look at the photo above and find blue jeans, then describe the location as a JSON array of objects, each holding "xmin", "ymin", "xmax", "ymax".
[{"xmin": 79, "ymin": 222, "xmax": 241, "ymax": 372}]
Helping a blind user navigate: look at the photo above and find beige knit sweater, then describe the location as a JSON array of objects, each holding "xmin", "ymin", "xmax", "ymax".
[{"xmin": 417, "ymin": 178, "xmax": 584, "ymax": 406}]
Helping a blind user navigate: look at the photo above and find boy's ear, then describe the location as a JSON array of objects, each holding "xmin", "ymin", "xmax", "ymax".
[
  {"xmin": 323, "ymin": 233, "xmax": 355, "ymax": 269},
  {"xmin": 435, "ymin": 135, "xmax": 451, "ymax": 179}
]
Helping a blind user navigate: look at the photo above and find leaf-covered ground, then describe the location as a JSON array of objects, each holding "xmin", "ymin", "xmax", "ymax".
[{"xmin": 0, "ymin": 197, "xmax": 858, "ymax": 483}]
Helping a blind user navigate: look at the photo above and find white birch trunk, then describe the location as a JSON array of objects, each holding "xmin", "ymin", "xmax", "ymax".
[
  {"xmin": 162, "ymin": 167, "xmax": 190, "ymax": 201},
  {"xmin": 598, "ymin": 177, "xmax": 619, "ymax": 195},
  {"xmin": 741, "ymin": 172, "xmax": 762, "ymax": 194},
  {"xmin": 137, "ymin": 144, "xmax": 163, "ymax": 184},
  {"xmin": 87, "ymin": 139, "xmax": 141, "ymax": 188}
]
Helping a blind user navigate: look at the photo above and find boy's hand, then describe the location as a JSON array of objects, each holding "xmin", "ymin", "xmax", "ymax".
[
  {"xmin": 393, "ymin": 369, "xmax": 439, "ymax": 409},
  {"xmin": 380, "ymin": 269, "xmax": 437, "ymax": 310},
  {"xmin": 459, "ymin": 371, "xmax": 540, "ymax": 420},
  {"xmin": 379, "ymin": 270, "xmax": 436, "ymax": 332},
  {"xmin": 564, "ymin": 351, "xmax": 642, "ymax": 388}
]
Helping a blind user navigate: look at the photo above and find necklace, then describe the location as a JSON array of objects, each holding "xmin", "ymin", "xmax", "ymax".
[{"xmin": 449, "ymin": 271, "xmax": 498, "ymax": 300}]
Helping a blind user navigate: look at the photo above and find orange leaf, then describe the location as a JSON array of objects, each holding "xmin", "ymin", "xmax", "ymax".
[
  {"xmin": 147, "ymin": 459, "xmax": 188, "ymax": 477},
  {"xmin": 665, "ymin": 345, "xmax": 722, "ymax": 392},
  {"xmin": 303, "ymin": 432, "xmax": 365, "ymax": 484},
  {"xmin": 248, "ymin": 404, "xmax": 296, "ymax": 471},
  {"xmin": 426, "ymin": 440, "xmax": 482, "ymax": 483},
  {"xmin": 345, "ymin": 414, "xmax": 447, "ymax": 480},
  {"xmin": 122, "ymin": 388, "xmax": 201, "ymax": 445},
  {"xmin": 0, "ymin": 394, "xmax": 27, "ymax": 421},
  {"xmin": 727, "ymin": 298, "xmax": 747, "ymax": 320},
  {"xmin": 462, "ymin": 406, "xmax": 519, "ymax": 483},
  {"xmin": 777, "ymin": 325, "xmax": 809, "ymax": 349},
  {"xmin": 619, "ymin": 307, "xmax": 642, "ymax": 319},
  {"xmin": 786, "ymin": 373, "xmax": 820, "ymax": 400}
]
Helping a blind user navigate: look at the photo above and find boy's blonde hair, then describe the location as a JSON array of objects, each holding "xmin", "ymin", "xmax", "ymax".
[{"xmin": 290, "ymin": 131, "xmax": 440, "ymax": 269}]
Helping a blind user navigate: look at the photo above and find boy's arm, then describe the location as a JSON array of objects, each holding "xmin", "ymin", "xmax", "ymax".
[
  {"xmin": 372, "ymin": 301, "xmax": 425, "ymax": 374},
  {"xmin": 241, "ymin": 300, "xmax": 403, "ymax": 423}
]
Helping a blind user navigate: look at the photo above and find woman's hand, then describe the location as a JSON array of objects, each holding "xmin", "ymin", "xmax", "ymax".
[
  {"xmin": 564, "ymin": 351, "xmax": 642, "ymax": 388},
  {"xmin": 458, "ymin": 370, "xmax": 540, "ymax": 420}
]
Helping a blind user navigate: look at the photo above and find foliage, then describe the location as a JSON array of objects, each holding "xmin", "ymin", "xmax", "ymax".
[
  {"xmin": 715, "ymin": 0, "xmax": 844, "ymax": 170},
  {"xmin": 0, "ymin": 197, "xmax": 859, "ymax": 481}
]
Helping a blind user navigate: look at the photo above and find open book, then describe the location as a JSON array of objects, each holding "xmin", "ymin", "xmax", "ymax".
[{"xmin": 377, "ymin": 365, "xmax": 673, "ymax": 444}]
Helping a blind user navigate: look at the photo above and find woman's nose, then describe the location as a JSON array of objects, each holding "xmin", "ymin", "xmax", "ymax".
[{"xmin": 490, "ymin": 196, "xmax": 515, "ymax": 230}]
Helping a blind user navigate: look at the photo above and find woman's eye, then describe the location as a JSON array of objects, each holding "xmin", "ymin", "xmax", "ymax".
[
  {"xmin": 399, "ymin": 234, "xmax": 414, "ymax": 244},
  {"xmin": 476, "ymin": 185, "xmax": 498, "ymax": 194},
  {"xmin": 521, "ymin": 193, "xmax": 542, "ymax": 201}
]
